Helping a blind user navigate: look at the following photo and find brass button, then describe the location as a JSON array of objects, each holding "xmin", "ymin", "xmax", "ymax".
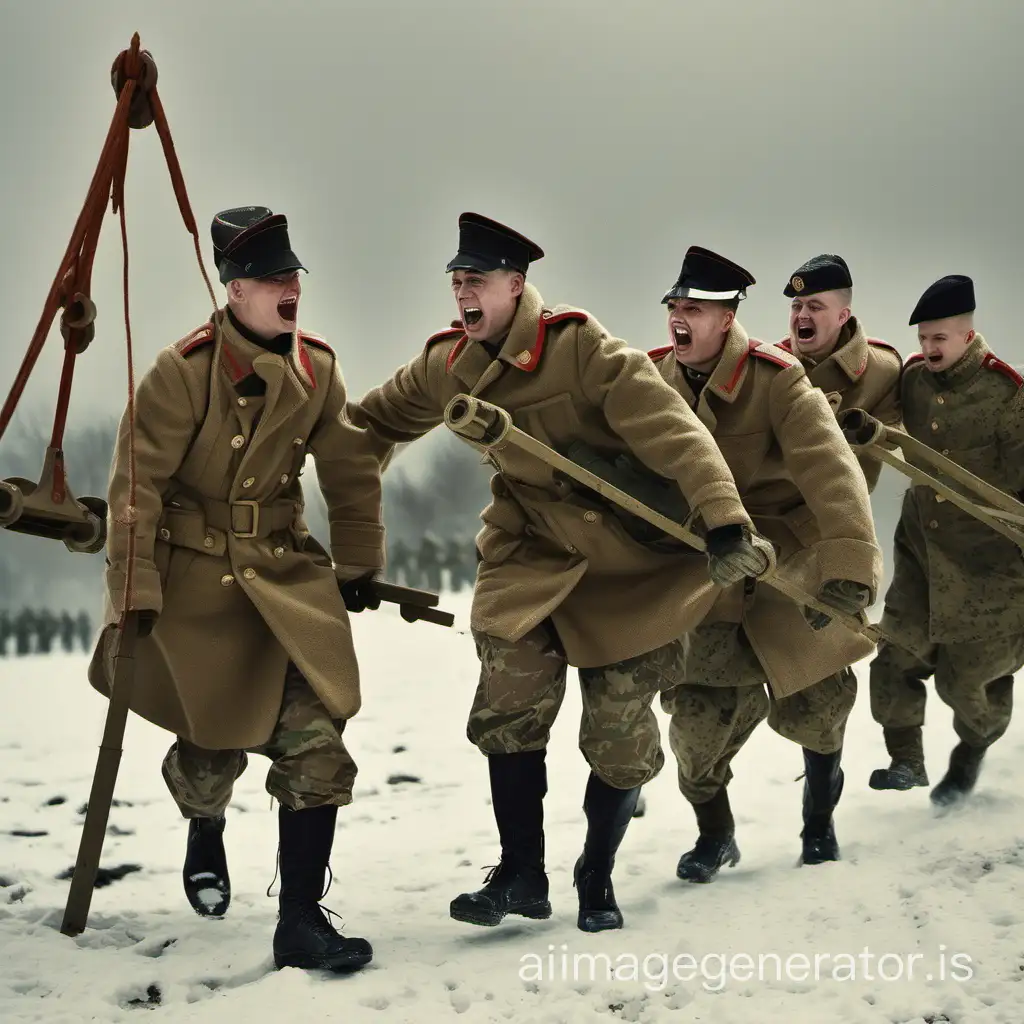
[
  {"xmin": 942, "ymin": 449, "xmax": 950, "ymax": 456},
  {"xmin": 231, "ymin": 434, "xmax": 245, "ymax": 449},
  {"xmin": 237, "ymin": 397, "xmax": 248, "ymax": 407},
  {"xmin": 243, "ymin": 567, "xmax": 256, "ymax": 580},
  {"xmin": 929, "ymin": 520, "xmax": 939, "ymax": 529},
  {"xmin": 583, "ymin": 510, "xmax": 598, "ymax": 523},
  {"xmin": 293, "ymin": 437, "xmax": 304, "ymax": 446},
  {"xmin": 242, "ymin": 476, "xmax": 255, "ymax": 488},
  {"xmin": 203, "ymin": 535, "xmax": 214, "ymax": 548},
  {"xmin": 220, "ymin": 574, "xmax": 234, "ymax": 586},
  {"xmin": 516, "ymin": 350, "xmax": 532, "ymax": 365},
  {"xmin": 542, "ymin": 311, "xmax": 551, "ymax": 319},
  {"xmin": 936, "ymin": 396, "xmax": 945, "ymax": 405},
  {"xmin": 566, "ymin": 544, "xmax": 577, "ymax": 554},
  {"xmin": 930, "ymin": 421, "xmax": 939, "ymax": 431},
  {"xmin": 280, "ymin": 474, "xmax": 289, "ymax": 484},
  {"xmin": 158, "ymin": 527, "xmax": 170, "ymax": 541},
  {"xmin": 273, "ymin": 546, "xmax": 285, "ymax": 558}
]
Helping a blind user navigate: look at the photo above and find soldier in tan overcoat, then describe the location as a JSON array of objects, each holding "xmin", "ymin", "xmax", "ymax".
[
  {"xmin": 779, "ymin": 254, "xmax": 904, "ymax": 492},
  {"xmin": 88, "ymin": 206, "xmax": 383, "ymax": 973},
  {"xmin": 868, "ymin": 275, "xmax": 1024, "ymax": 805},
  {"xmin": 351, "ymin": 212, "xmax": 776, "ymax": 933},
  {"xmin": 635, "ymin": 247, "xmax": 882, "ymax": 878}
]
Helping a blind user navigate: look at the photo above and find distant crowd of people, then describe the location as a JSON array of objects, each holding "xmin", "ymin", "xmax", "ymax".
[
  {"xmin": 0, "ymin": 608, "xmax": 94, "ymax": 657},
  {"xmin": 386, "ymin": 534, "xmax": 477, "ymax": 592}
]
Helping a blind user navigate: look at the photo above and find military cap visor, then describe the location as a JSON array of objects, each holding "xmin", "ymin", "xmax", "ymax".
[
  {"xmin": 662, "ymin": 245, "xmax": 755, "ymax": 303},
  {"xmin": 783, "ymin": 254, "xmax": 852, "ymax": 297},
  {"xmin": 909, "ymin": 274, "xmax": 975, "ymax": 325},
  {"xmin": 446, "ymin": 212, "xmax": 544, "ymax": 275},
  {"xmin": 212, "ymin": 207, "xmax": 307, "ymax": 284}
]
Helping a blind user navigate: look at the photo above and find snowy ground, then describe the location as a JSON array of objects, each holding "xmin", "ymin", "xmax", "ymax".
[{"xmin": 1, "ymin": 592, "xmax": 1022, "ymax": 1024}]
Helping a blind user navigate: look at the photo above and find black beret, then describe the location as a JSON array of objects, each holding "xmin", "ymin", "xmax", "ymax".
[
  {"xmin": 446, "ymin": 212, "xmax": 544, "ymax": 275},
  {"xmin": 783, "ymin": 254, "xmax": 852, "ymax": 298},
  {"xmin": 662, "ymin": 246, "xmax": 755, "ymax": 303},
  {"xmin": 909, "ymin": 275, "xmax": 975, "ymax": 325}
]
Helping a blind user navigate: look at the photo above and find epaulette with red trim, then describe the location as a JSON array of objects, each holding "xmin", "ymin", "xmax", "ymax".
[
  {"xmin": 866, "ymin": 337, "xmax": 902, "ymax": 363},
  {"xmin": 982, "ymin": 352, "xmax": 1024, "ymax": 388},
  {"xmin": 777, "ymin": 336, "xmax": 795, "ymax": 353},
  {"xmin": 647, "ymin": 345, "xmax": 673, "ymax": 362},
  {"xmin": 424, "ymin": 325, "xmax": 465, "ymax": 349},
  {"xmin": 299, "ymin": 329, "xmax": 334, "ymax": 355},
  {"xmin": 175, "ymin": 324, "xmax": 214, "ymax": 357},
  {"xmin": 904, "ymin": 353, "xmax": 927, "ymax": 370},
  {"xmin": 512, "ymin": 309, "xmax": 589, "ymax": 372},
  {"xmin": 748, "ymin": 339, "xmax": 799, "ymax": 369}
]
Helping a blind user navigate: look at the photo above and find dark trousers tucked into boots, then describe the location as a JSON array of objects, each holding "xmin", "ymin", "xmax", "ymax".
[
  {"xmin": 869, "ymin": 726, "xmax": 929, "ymax": 791},
  {"xmin": 575, "ymin": 772, "xmax": 640, "ymax": 932},
  {"xmin": 677, "ymin": 785, "xmax": 739, "ymax": 883},
  {"xmin": 273, "ymin": 804, "xmax": 372, "ymax": 971},
  {"xmin": 931, "ymin": 741, "xmax": 987, "ymax": 807},
  {"xmin": 450, "ymin": 750, "xmax": 551, "ymax": 927},
  {"xmin": 801, "ymin": 748, "xmax": 843, "ymax": 864}
]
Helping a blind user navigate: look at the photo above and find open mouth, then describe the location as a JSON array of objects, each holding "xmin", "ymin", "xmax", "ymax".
[
  {"xmin": 672, "ymin": 326, "xmax": 691, "ymax": 348},
  {"xmin": 277, "ymin": 296, "xmax": 298, "ymax": 323},
  {"xmin": 796, "ymin": 325, "xmax": 816, "ymax": 341},
  {"xmin": 926, "ymin": 353, "xmax": 943, "ymax": 365},
  {"xmin": 463, "ymin": 307, "xmax": 483, "ymax": 327}
]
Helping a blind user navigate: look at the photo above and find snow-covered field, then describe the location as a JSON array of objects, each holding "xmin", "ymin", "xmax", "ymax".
[{"xmin": 1, "ymin": 591, "xmax": 1022, "ymax": 1023}]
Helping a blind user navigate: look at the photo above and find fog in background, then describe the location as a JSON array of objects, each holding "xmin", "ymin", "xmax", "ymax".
[{"xmin": 1, "ymin": 0, "xmax": 1019, "ymax": 615}]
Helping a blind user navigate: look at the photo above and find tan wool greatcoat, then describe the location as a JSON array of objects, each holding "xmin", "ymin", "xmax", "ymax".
[
  {"xmin": 651, "ymin": 322, "xmax": 883, "ymax": 696},
  {"xmin": 779, "ymin": 316, "xmax": 903, "ymax": 491},
  {"xmin": 88, "ymin": 309, "xmax": 385, "ymax": 749},
  {"xmin": 353, "ymin": 283, "xmax": 754, "ymax": 668}
]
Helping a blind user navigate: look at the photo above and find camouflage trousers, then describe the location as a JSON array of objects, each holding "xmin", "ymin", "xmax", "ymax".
[
  {"xmin": 162, "ymin": 661, "xmax": 357, "ymax": 818},
  {"xmin": 661, "ymin": 623, "xmax": 857, "ymax": 803},
  {"xmin": 869, "ymin": 635, "xmax": 1024, "ymax": 749},
  {"xmin": 469, "ymin": 621, "xmax": 687, "ymax": 789}
]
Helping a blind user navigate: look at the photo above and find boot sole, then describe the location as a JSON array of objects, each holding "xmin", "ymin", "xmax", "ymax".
[
  {"xmin": 274, "ymin": 949, "xmax": 372, "ymax": 972},
  {"xmin": 449, "ymin": 900, "xmax": 552, "ymax": 927}
]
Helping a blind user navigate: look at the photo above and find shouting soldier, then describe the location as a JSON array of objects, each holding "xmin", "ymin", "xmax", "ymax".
[
  {"xmin": 88, "ymin": 206, "xmax": 384, "ymax": 972},
  {"xmin": 632, "ymin": 247, "xmax": 881, "ymax": 876},
  {"xmin": 780, "ymin": 255, "xmax": 903, "ymax": 491},
  {"xmin": 352, "ymin": 212, "xmax": 774, "ymax": 932},
  {"xmin": 868, "ymin": 275, "xmax": 1024, "ymax": 804}
]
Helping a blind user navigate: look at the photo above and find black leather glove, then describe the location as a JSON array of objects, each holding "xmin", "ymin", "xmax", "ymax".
[
  {"xmin": 339, "ymin": 573, "xmax": 382, "ymax": 613},
  {"xmin": 803, "ymin": 578, "xmax": 872, "ymax": 631},
  {"xmin": 705, "ymin": 525, "xmax": 776, "ymax": 587}
]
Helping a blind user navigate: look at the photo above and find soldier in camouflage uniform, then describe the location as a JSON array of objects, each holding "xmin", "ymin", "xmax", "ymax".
[
  {"xmin": 779, "ymin": 255, "xmax": 904, "ymax": 491},
  {"xmin": 89, "ymin": 206, "xmax": 383, "ymax": 972},
  {"xmin": 635, "ymin": 247, "xmax": 881, "ymax": 878},
  {"xmin": 418, "ymin": 532, "xmax": 444, "ymax": 592},
  {"xmin": 869, "ymin": 275, "xmax": 1024, "ymax": 805},
  {"xmin": 12, "ymin": 608, "xmax": 35, "ymax": 655},
  {"xmin": 352, "ymin": 213, "xmax": 775, "ymax": 933}
]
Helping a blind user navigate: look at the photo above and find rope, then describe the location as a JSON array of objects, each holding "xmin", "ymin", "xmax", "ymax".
[{"xmin": 0, "ymin": 33, "xmax": 217, "ymax": 627}]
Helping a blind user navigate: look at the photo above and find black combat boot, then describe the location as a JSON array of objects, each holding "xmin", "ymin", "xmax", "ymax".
[
  {"xmin": 273, "ymin": 804, "xmax": 372, "ymax": 971},
  {"xmin": 450, "ymin": 750, "xmax": 551, "ymax": 927},
  {"xmin": 801, "ymin": 748, "xmax": 844, "ymax": 864},
  {"xmin": 574, "ymin": 772, "xmax": 640, "ymax": 932},
  {"xmin": 930, "ymin": 742, "xmax": 986, "ymax": 807},
  {"xmin": 676, "ymin": 787, "xmax": 740, "ymax": 883},
  {"xmin": 183, "ymin": 815, "xmax": 230, "ymax": 917},
  {"xmin": 868, "ymin": 727, "xmax": 929, "ymax": 791}
]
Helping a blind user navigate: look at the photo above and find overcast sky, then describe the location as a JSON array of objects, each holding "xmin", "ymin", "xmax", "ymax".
[{"xmin": 2, "ymin": 0, "xmax": 1022, "ymax": 441}]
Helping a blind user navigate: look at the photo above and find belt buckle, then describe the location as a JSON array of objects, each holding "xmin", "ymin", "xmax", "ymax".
[{"xmin": 231, "ymin": 500, "xmax": 260, "ymax": 538}]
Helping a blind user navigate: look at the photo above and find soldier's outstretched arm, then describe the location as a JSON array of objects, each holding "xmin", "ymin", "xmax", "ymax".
[
  {"xmin": 350, "ymin": 348, "xmax": 449, "ymax": 462},
  {"xmin": 105, "ymin": 351, "xmax": 200, "ymax": 617},
  {"xmin": 308, "ymin": 359, "xmax": 387, "ymax": 581},
  {"xmin": 577, "ymin": 329, "xmax": 752, "ymax": 533},
  {"xmin": 771, "ymin": 365, "xmax": 881, "ymax": 598}
]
